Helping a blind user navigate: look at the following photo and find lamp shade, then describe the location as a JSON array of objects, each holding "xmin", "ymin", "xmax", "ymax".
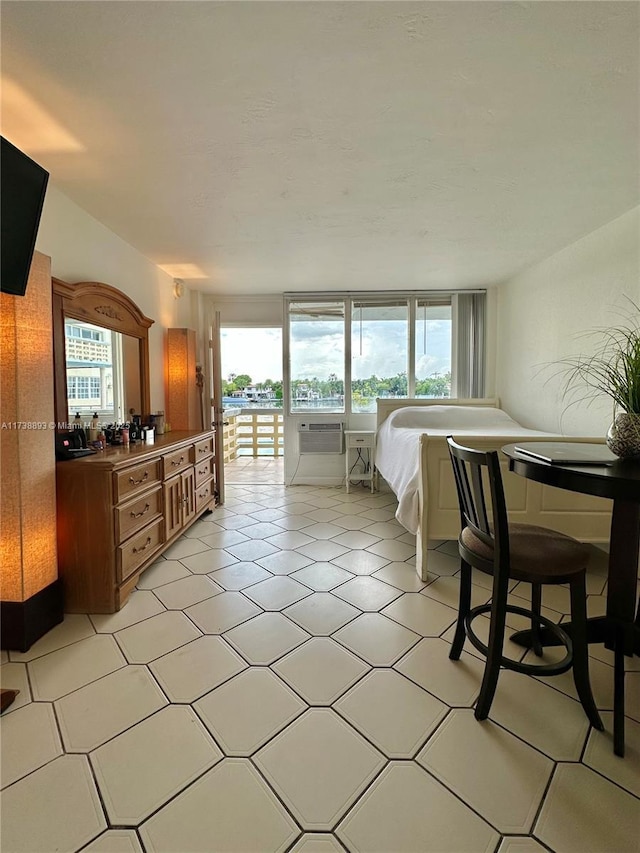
[
  {"xmin": 0, "ymin": 251, "xmax": 62, "ymax": 650},
  {"xmin": 166, "ymin": 328, "xmax": 200, "ymax": 430}
]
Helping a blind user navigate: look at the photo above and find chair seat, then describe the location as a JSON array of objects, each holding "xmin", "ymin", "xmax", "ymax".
[{"xmin": 460, "ymin": 522, "xmax": 589, "ymax": 584}]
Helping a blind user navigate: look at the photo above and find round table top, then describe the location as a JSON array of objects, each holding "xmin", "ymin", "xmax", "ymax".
[{"xmin": 501, "ymin": 443, "xmax": 640, "ymax": 503}]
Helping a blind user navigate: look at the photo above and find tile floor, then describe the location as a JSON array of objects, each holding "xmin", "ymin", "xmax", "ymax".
[
  {"xmin": 225, "ymin": 455, "xmax": 284, "ymax": 485},
  {"xmin": 1, "ymin": 483, "xmax": 639, "ymax": 853}
]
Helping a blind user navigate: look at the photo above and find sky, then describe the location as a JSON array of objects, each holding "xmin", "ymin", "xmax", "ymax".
[
  {"xmin": 221, "ymin": 328, "xmax": 283, "ymax": 383},
  {"xmin": 220, "ymin": 321, "xmax": 451, "ymax": 384}
]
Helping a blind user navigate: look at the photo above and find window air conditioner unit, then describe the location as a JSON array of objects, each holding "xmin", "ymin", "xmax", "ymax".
[{"xmin": 297, "ymin": 421, "xmax": 344, "ymax": 454}]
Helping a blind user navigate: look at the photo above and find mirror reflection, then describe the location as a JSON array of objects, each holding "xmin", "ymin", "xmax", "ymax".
[
  {"xmin": 52, "ymin": 277, "xmax": 153, "ymax": 428},
  {"xmin": 64, "ymin": 318, "xmax": 141, "ymax": 423}
]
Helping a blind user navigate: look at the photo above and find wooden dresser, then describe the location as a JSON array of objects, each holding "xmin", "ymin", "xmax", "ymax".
[{"xmin": 56, "ymin": 430, "xmax": 217, "ymax": 613}]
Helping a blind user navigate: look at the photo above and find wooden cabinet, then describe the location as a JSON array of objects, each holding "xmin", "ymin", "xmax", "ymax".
[
  {"xmin": 164, "ymin": 469, "xmax": 196, "ymax": 540},
  {"xmin": 56, "ymin": 430, "xmax": 216, "ymax": 613}
]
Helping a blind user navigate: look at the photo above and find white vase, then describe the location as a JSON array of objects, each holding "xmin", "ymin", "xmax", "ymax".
[{"xmin": 606, "ymin": 412, "xmax": 640, "ymax": 459}]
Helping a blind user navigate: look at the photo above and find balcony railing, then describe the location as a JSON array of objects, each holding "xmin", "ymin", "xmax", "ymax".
[{"xmin": 223, "ymin": 408, "xmax": 284, "ymax": 462}]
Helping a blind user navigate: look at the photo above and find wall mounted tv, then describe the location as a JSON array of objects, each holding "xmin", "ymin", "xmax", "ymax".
[{"xmin": 1, "ymin": 137, "xmax": 49, "ymax": 296}]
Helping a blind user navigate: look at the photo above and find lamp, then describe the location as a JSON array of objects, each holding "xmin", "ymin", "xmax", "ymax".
[
  {"xmin": 166, "ymin": 328, "xmax": 201, "ymax": 430},
  {"xmin": 0, "ymin": 252, "xmax": 63, "ymax": 653}
]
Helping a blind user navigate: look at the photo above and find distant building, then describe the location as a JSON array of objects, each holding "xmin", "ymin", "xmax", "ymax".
[
  {"xmin": 65, "ymin": 321, "xmax": 114, "ymax": 415},
  {"xmin": 294, "ymin": 384, "xmax": 319, "ymax": 401},
  {"xmin": 244, "ymin": 384, "xmax": 275, "ymax": 401}
]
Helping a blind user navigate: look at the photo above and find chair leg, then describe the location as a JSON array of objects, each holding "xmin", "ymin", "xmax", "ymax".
[
  {"xmin": 569, "ymin": 575, "xmax": 604, "ymax": 731},
  {"xmin": 531, "ymin": 583, "xmax": 543, "ymax": 657},
  {"xmin": 613, "ymin": 623, "xmax": 626, "ymax": 757},
  {"xmin": 475, "ymin": 573, "xmax": 509, "ymax": 721},
  {"xmin": 450, "ymin": 560, "xmax": 472, "ymax": 661}
]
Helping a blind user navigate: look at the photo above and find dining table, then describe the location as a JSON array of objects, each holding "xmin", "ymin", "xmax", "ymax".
[{"xmin": 501, "ymin": 443, "xmax": 640, "ymax": 658}]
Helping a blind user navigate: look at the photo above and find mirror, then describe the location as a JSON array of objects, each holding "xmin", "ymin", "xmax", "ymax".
[
  {"xmin": 63, "ymin": 320, "xmax": 142, "ymax": 423},
  {"xmin": 52, "ymin": 279, "xmax": 153, "ymax": 428}
]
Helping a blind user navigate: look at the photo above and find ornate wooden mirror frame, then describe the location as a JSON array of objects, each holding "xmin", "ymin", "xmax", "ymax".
[{"xmin": 52, "ymin": 279, "xmax": 154, "ymax": 427}]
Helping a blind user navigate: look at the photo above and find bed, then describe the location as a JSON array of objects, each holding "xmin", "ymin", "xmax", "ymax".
[{"xmin": 375, "ymin": 398, "xmax": 612, "ymax": 580}]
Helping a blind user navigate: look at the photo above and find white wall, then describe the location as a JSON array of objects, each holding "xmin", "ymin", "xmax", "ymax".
[
  {"xmin": 36, "ymin": 184, "xmax": 193, "ymax": 412},
  {"xmin": 496, "ymin": 207, "xmax": 640, "ymax": 435},
  {"xmin": 209, "ymin": 295, "xmax": 283, "ymax": 327}
]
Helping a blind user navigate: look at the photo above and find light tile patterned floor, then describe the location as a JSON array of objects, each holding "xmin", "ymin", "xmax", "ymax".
[
  {"xmin": 226, "ymin": 455, "xmax": 285, "ymax": 485},
  {"xmin": 1, "ymin": 482, "xmax": 639, "ymax": 853}
]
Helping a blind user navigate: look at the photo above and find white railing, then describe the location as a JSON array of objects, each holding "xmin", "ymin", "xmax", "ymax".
[{"xmin": 223, "ymin": 408, "xmax": 284, "ymax": 461}]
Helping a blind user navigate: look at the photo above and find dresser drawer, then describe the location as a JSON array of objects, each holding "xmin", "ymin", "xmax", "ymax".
[
  {"xmin": 115, "ymin": 485, "xmax": 163, "ymax": 544},
  {"xmin": 114, "ymin": 459, "xmax": 161, "ymax": 503},
  {"xmin": 195, "ymin": 478, "xmax": 215, "ymax": 513},
  {"xmin": 194, "ymin": 456, "xmax": 214, "ymax": 486},
  {"xmin": 117, "ymin": 517, "xmax": 164, "ymax": 583},
  {"xmin": 162, "ymin": 445, "xmax": 194, "ymax": 478},
  {"xmin": 194, "ymin": 436, "xmax": 214, "ymax": 460}
]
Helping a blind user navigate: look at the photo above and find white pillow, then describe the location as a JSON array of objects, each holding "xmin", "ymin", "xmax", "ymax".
[{"xmin": 388, "ymin": 405, "xmax": 517, "ymax": 430}]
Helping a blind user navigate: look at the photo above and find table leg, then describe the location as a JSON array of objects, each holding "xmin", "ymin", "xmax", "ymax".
[
  {"xmin": 605, "ymin": 500, "xmax": 640, "ymax": 654},
  {"xmin": 510, "ymin": 499, "xmax": 640, "ymax": 655}
]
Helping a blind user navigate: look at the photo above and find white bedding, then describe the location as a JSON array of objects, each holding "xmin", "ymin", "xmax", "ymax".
[{"xmin": 375, "ymin": 406, "xmax": 552, "ymax": 534}]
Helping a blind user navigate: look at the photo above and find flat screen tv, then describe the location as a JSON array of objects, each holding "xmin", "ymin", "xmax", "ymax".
[{"xmin": 1, "ymin": 137, "xmax": 49, "ymax": 296}]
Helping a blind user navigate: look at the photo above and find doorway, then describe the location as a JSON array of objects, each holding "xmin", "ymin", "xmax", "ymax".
[{"xmin": 219, "ymin": 327, "xmax": 284, "ymax": 485}]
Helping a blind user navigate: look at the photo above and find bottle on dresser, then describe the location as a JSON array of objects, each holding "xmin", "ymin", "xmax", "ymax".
[
  {"xmin": 89, "ymin": 412, "xmax": 99, "ymax": 443},
  {"xmin": 73, "ymin": 412, "xmax": 87, "ymax": 448}
]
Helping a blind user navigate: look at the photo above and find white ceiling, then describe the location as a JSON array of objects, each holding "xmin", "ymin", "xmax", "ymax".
[{"xmin": 1, "ymin": 1, "xmax": 638, "ymax": 295}]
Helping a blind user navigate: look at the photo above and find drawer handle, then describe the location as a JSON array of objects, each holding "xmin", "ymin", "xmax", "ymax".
[
  {"xmin": 198, "ymin": 489, "xmax": 209, "ymax": 499},
  {"xmin": 197, "ymin": 467, "xmax": 208, "ymax": 475},
  {"xmin": 132, "ymin": 537, "xmax": 152, "ymax": 554},
  {"xmin": 171, "ymin": 456, "xmax": 185, "ymax": 466},
  {"xmin": 198, "ymin": 447, "xmax": 209, "ymax": 454},
  {"xmin": 129, "ymin": 472, "xmax": 149, "ymax": 486},
  {"xmin": 130, "ymin": 503, "xmax": 150, "ymax": 519}
]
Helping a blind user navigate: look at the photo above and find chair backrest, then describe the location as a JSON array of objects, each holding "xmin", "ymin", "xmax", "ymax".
[{"xmin": 446, "ymin": 435, "xmax": 510, "ymax": 567}]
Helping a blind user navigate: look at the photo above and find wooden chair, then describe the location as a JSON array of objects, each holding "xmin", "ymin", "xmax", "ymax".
[{"xmin": 446, "ymin": 436, "xmax": 603, "ymax": 732}]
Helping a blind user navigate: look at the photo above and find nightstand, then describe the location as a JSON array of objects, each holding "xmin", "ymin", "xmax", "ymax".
[{"xmin": 344, "ymin": 430, "xmax": 376, "ymax": 493}]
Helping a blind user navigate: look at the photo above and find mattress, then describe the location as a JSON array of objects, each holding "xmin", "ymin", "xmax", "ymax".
[{"xmin": 375, "ymin": 406, "xmax": 552, "ymax": 533}]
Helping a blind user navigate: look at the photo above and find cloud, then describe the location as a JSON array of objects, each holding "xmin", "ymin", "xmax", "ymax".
[
  {"xmin": 221, "ymin": 328, "xmax": 283, "ymax": 382},
  {"xmin": 352, "ymin": 320, "xmax": 451, "ymax": 380},
  {"xmin": 415, "ymin": 320, "xmax": 451, "ymax": 377},
  {"xmin": 290, "ymin": 321, "xmax": 344, "ymax": 341},
  {"xmin": 291, "ymin": 336, "xmax": 344, "ymax": 379}
]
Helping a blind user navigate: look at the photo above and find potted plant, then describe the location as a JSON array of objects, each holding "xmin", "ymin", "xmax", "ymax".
[{"xmin": 552, "ymin": 303, "xmax": 640, "ymax": 458}]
